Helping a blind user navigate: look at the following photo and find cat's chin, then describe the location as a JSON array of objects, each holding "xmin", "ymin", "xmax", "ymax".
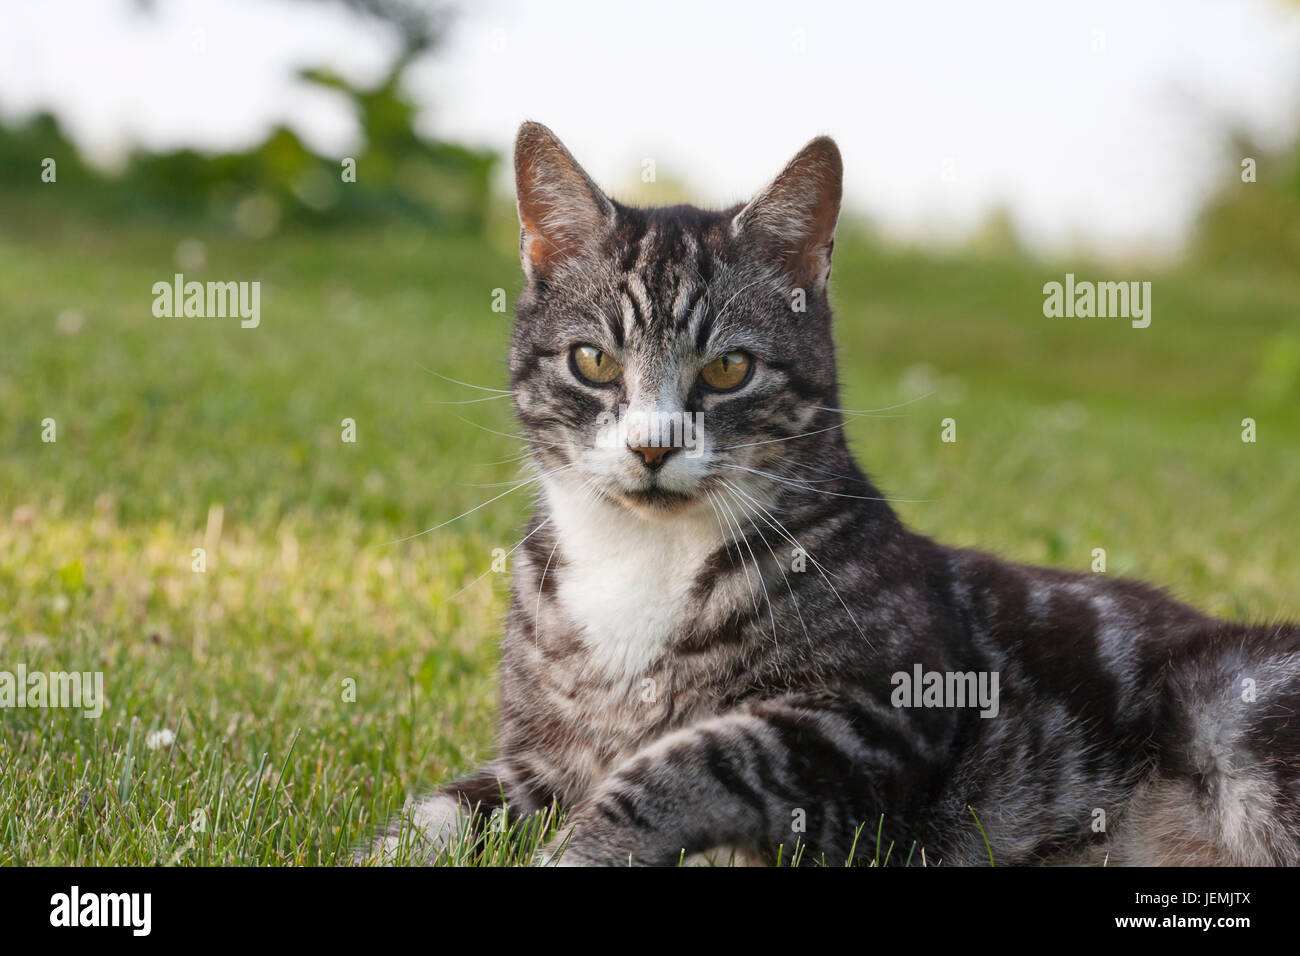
[{"xmin": 613, "ymin": 487, "xmax": 697, "ymax": 515}]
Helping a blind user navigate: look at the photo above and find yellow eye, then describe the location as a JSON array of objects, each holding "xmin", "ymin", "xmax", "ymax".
[
  {"xmin": 571, "ymin": 345, "xmax": 622, "ymax": 385},
  {"xmin": 700, "ymin": 351, "xmax": 753, "ymax": 391}
]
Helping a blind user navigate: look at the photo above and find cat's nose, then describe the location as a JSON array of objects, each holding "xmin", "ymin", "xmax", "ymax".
[{"xmin": 628, "ymin": 444, "xmax": 677, "ymax": 470}]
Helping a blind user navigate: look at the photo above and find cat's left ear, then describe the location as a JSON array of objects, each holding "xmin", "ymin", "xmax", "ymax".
[
  {"xmin": 731, "ymin": 136, "xmax": 842, "ymax": 290},
  {"xmin": 514, "ymin": 121, "xmax": 615, "ymax": 281}
]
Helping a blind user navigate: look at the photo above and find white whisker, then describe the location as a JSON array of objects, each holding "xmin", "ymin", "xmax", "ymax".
[
  {"xmin": 813, "ymin": 392, "xmax": 932, "ymax": 416},
  {"xmin": 719, "ymin": 462, "xmax": 933, "ymax": 503},
  {"xmin": 387, "ymin": 463, "xmax": 574, "ymax": 545},
  {"xmin": 419, "ymin": 366, "xmax": 513, "ymax": 393},
  {"xmin": 711, "ymin": 489, "xmax": 760, "ymax": 616},
  {"xmin": 446, "ymin": 515, "xmax": 554, "ymax": 602},
  {"xmin": 720, "ymin": 478, "xmax": 872, "ymax": 649},
  {"xmin": 713, "ymin": 486, "xmax": 772, "ymax": 635},
  {"xmin": 454, "ymin": 416, "xmax": 566, "ymax": 448},
  {"xmin": 431, "ymin": 394, "xmax": 514, "ymax": 406},
  {"xmin": 715, "ymin": 422, "xmax": 846, "ymax": 452},
  {"xmin": 729, "ymin": 489, "xmax": 810, "ymax": 644},
  {"xmin": 719, "ymin": 485, "xmax": 779, "ymax": 644}
]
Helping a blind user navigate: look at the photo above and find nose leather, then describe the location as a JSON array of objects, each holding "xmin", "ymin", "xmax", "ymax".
[{"xmin": 628, "ymin": 444, "xmax": 675, "ymax": 469}]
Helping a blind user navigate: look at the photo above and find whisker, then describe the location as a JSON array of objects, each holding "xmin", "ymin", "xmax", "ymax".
[
  {"xmin": 783, "ymin": 459, "xmax": 875, "ymax": 486},
  {"xmin": 713, "ymin": 487, "xmax": 774, "ymax": 638},
  {"xmin": 720, "ymin": 479, "xmax": 872, "ymax": 649},
  {"xmin": 715, "ymin": 394, "xmax": 932, "ymax": 453},
  {"xmin": 471, "ymin": 451, "xmax": 535, "ymax": 469},
  {"xmin": 719, "ymin": 485, "xmax": 779, "ymax": 644},
  {"xmin": 386, "ymin": 463, "xmax": 574, "ymax": 545},
  {"xmin": 418, "ymin": 365, "xmax": 513, "ymax": 393},
  {"xmin": 533, "ymin": 535, "xmax": 562, "ymax": 632},
  {"xmin": 813, "ymin": 392, "xmax": 932, "ymax": 416},
  {"xmin": 385, "ymin": 481, "xmax": 537, "ymax": 545},
  {"xmin": 728, "ymin": 488, "xmax": 810, "ymax": 644},
  {"xmin": 458, "ymin": 474, "xmax": 543, "ymax": 489},
  {"xmin": 454, "ymin": 416, "xmax": 566, "ymax": 448},
  {"xmin": 711, "ymin": 489, "xmax": 761, "ymax": 616},
  {"xmin": 430, "ymin": 394, "xmax": 514, "ymax": 406},
  {"xmin": 722, "ymin": 479, "xmax": 835, "ymax": 579},
  {"xmin": 703, "ymin": 490, "xmax": 738, "ymax": 568},
  {"xmin": 719, "ymin": 463, "xmax": 933, "ymax": 503},
  {"xmin": 715, "ymin": 422, "xmax": 846, "ymax": 452},
  {"xmin": 445, "ymin": 515, "xmax": 554, "ymax": 602}
]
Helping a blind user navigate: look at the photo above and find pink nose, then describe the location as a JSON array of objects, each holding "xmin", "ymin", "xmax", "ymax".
[{"xmin": 628, "ymin": 444, "xmax": 674, "ymax": 468}]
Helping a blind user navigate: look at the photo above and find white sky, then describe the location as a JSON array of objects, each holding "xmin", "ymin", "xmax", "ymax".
[{"xmin": 3, "ymin": 0, "xmax": 1299, "ymax": 254}]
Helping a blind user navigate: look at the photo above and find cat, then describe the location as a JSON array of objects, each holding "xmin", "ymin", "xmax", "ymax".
[{"xmin": 369, "ymin": 121, "xmax": 1300, "ymax": 866}]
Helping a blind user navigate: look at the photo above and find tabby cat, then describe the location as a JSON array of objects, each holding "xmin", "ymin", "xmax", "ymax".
[{"xmin": 372, "ymin": 122, "xmax": 1300, "ymax": 866}]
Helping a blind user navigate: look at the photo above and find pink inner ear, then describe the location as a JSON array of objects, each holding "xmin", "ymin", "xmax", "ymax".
[
  {"xmin": 515, "ymin": 153, "xmax": 568, "ymax": 269},
  {"xmin": 514, "ymin": 124, "xmax": 612, "ymax": 275},
  {"xmin": 519, "ymin": 207, "xmax": 561, "ymax": 270},
  {"xmin": 519, "ymin": 198, "xmax": 593, "ymax": 272}
]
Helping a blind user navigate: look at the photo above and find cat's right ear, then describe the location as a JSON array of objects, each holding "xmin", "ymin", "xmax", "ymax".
[
  {"xmin": 514, "ymin": 122, "xmax": 615, "ymax": 281},
  {"xmin": 731, "ymin": 136, "xmax": 843, "ymax": 291}
]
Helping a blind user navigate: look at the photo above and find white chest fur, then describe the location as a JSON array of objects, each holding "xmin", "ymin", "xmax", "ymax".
[{"xmin": 543, "ymin": 479, "xmax": 725, "ymax": 685}]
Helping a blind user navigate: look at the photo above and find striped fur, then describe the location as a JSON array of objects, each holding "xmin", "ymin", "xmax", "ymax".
[{"xmin": 377, "ymin": 123, "xmax": 1300, "ymax": 866}]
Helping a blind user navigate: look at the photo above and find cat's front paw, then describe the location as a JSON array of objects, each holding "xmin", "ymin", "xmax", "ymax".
[
  {"xmin": 533, "ymin": 824, "xmax": 584, "ymax": 866},
  {"xmin": 532, "ymin": 820, "xmax": 629, "ymax": 867},
  {"xmin": 353, "ymin": 792, "xmax": 469, "ymax": 866}
]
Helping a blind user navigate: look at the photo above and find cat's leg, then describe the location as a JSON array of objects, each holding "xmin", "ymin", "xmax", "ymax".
[
  {"xmin": 363, "ymin": 759, "xmax": 544, "ymax": 864},
  {"xmin": 537, "ymin": 695, "xmax": 936, "ymax": 866}
]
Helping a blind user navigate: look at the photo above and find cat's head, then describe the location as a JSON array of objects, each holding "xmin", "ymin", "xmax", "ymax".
[{"xmin": 509, "ymin": 121, "xmax": 844, "ymax": 517}]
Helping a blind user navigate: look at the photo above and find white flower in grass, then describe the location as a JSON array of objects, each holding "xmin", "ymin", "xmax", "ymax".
[{"xmin": 147, "ymin": 729, "xmax": 176, "ymax": 750}]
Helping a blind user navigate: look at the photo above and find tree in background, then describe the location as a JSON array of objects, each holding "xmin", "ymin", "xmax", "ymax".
[{"xmin": 0, "ymin": 0, "xmax": 494, "ymax": 235}]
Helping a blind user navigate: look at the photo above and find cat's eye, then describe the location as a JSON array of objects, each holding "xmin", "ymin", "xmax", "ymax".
[
  {"xmin": 570, "ymin": 345, "xmax": 622, "ymax": 386},
  {"xmin": 699, "ymin": 351, "xmax": 753, "ymax": 392}
]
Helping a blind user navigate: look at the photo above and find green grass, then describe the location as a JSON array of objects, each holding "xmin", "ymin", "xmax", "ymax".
[{"xmin": 2, "ymin": 206, "xmax": 1298, "ymax": 865}]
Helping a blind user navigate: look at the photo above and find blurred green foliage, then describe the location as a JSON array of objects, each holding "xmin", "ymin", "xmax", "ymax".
[
  {"xmin": 1193, "ymin": 133, "xmax": 1300, "ymax": 270},
  {"xmin": 0, "ymin": 61, "xmax": 495, "ymax": 236}
]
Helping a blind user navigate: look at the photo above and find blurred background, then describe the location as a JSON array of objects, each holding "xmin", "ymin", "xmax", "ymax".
[{"xmin": 1, "ymin": 0, "xmax": 1298, "ymax": 865}]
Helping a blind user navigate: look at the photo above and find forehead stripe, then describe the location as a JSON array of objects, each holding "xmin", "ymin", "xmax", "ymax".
[
  {"xmin": 694, "ymin": 304, "xmax": 718, "ymax": 354},
  {"xmin": 625, "ymin": 272, "xmax": 653, "ymax": 328},
  {"xmin": 673, "ymin": 283, "xmax": 706, "ymax": 329},
  {"xmin": 617, "ymin": 280, "xmax": 642, "ymax": 326}
]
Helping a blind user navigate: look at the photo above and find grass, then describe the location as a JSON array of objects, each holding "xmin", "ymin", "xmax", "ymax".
[{"xmin": 2, "ymin": 203, "xmax": 1298, "ymax": 865}]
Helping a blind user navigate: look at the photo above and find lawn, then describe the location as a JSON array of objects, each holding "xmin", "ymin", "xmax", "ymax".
[{"xmin": 2, "ymin": 204, "xmax": 1298, "ymax": 864}]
